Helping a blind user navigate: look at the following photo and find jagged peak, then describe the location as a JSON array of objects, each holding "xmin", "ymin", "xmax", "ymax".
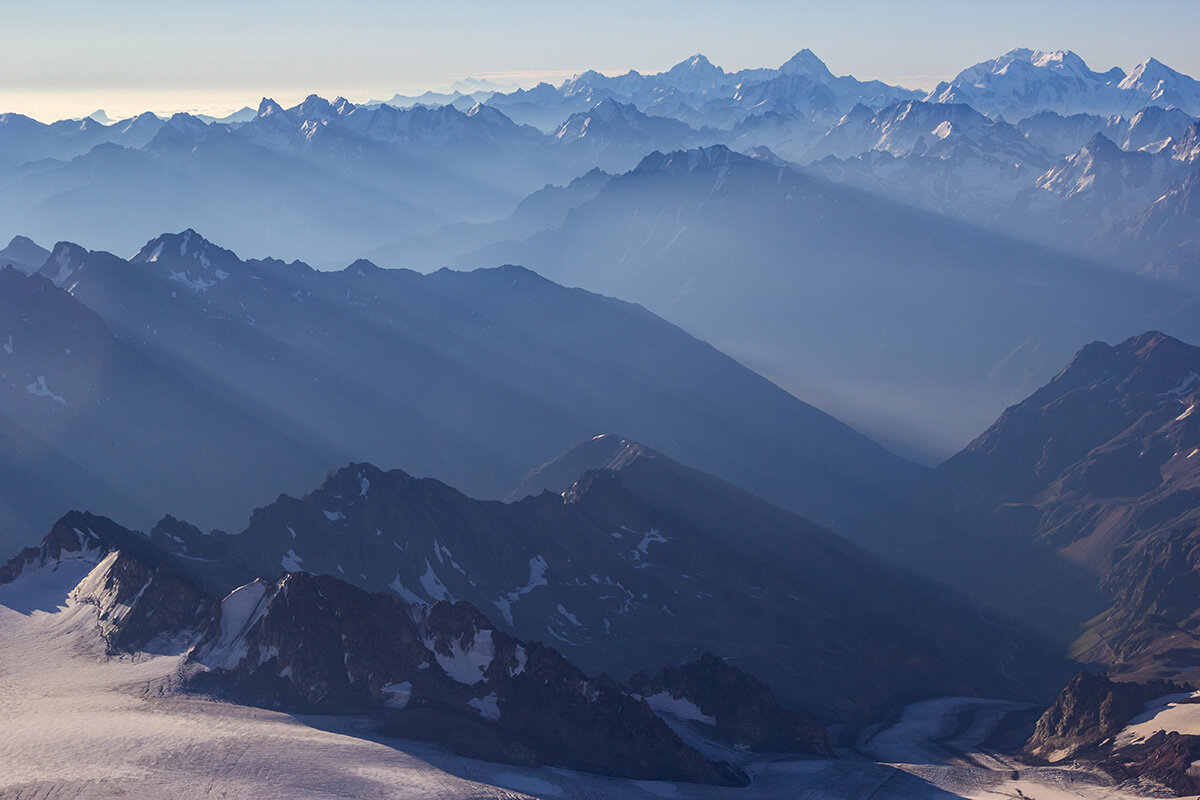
[
  {"xmin": 747, "ymin": 145, "xmax": 789, "ymax": 166},
  {"xmin": 1081, "ymin": 131, "xmax": 1122, "ymax": 155},
  {"xmin": 111, "ymin": 111, "xmax": 161, "ymax": 129},
  {"xmin": 1120, "ymin": 330, "xmax": 1197, "ymax": 359},
  {"xmin": 1131, "ymin": 56, "xmax": 1169, "ymax": 75},
  {"xmin": 164, "ymin": 111, "xmax": 205, "ymax": 127},
  {"xmin": 286, "ymin": 462, "xmax": 431, "ymax": 511},
  {"xmin": 1120, "ymin": 56, "xmax": 1189, "ymax": 89},
  {"xmin": 130, "ymin": 229, "xmax": 240, "ymax": 271},
  {"xmin": 633, "ymin": 144, "xmax": 751, "ymax": 175},
  {"xmin": 295, "ymin": 93, "xmax": 335, "ymax": 119},
  {"xmin": 588, "ymin": 96, "xmax": 638, "ymax": 119},
  {"xmin": 669, "ymin": 53, "xmax": 719, "ymax": 73},
  {"xmin": 0, "ymin": 234, "xmax": 50, "ymax": 274},
  {"xmin": 463, "ymin": 102, "xmax": 512, "ymax": 125},
  {"xmin": 48, "ymin": 240, "xmax": 88, "ymax": 258},
  {"xmin": 256, "ymin": 97, "xmax": 286, "ymax": 118},
  {"xmin": 40, "ymin": 240, "xmax": 91, "ymax": 287},
  {"xmin": 779, "ymin": 48, "xmax": 834, "ymax": 81},
  {"xmin": 1048, "ymin": 331, "xmax": 1200, "ymax": 397}
]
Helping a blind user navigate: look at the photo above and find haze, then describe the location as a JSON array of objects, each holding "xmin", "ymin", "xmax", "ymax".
[{"xmin": 4, "ymin": 0, "xmax": 1198, "ymax": 120}]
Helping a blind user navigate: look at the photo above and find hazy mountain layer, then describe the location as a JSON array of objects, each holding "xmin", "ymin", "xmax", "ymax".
[{"xmin": 0, "ymin": 231, "xmax": 921, "ymax": 552}]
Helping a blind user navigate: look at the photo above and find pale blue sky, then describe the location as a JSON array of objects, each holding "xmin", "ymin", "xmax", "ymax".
[{"xmin": 3, "ymin": 0, "xmax": 1197, "ymax": 120}]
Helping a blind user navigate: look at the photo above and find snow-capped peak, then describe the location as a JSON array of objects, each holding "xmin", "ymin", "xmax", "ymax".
[
  {"xmin": 256, "ymin": 97, "xmax": 286, "ymax": 118},
  {"xmin": 295, "ymin": 94, "xmax": 336, "ymax": 121},
  {"xmin": 129, "ymin": 230, "xmax": 241, "ymax": 291},
  {"xmin": 669, "ymin": 53, "xmax": 719, "ymax": 74},
  {"xmin": 1030, "ymin": 49, "xmax": 1088, "ymax": 72},
  {"xmin": 778, "ymin": 49, "xmax": 835, "ymax": 83}
]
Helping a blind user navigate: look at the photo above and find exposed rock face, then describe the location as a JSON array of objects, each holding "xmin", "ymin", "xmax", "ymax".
[
  {"xmin": 1025, "ymin": 672, "xmax": 1200, "ymax": 796},
  {"xmin": 855, "ymin": 332, "xmax": 1200, "ymax": 679},
  {"xmin": 1024, "ymin": 672, "xmax": 1185, "ymax": 761},
  {"xmin": 0, "ymin": 511, "xmax": 210, "ymax": 652},
  {"xmin": 1100, "ymin": 730, "xmax": 1200, "ymax": 796},
  {"xmin": 626, "ymin": 651, "xmax": 833, "ymax": 756}
]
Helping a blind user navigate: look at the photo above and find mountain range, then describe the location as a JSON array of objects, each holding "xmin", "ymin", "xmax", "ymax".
[
  {"xmin": 143, "ymin": 446, "xmax": 1060, "ymax": 720},
  {"xmin": 2, "ymin": 48, "xmax": 1196, "ymax": 266},
  {"xmin": 0, "ymin": 229, "xmax": 920, "ymax": 553},
  {"xmin": 6, "ymin": 44, "xmax": 1200, "ymax": 795},
  {"xmin": 450, "ymin": 144, "xmax": 1200, "ymax": 459},
  {"xmin": 926, "ymin": 49, "xmax": 1200, "ymax": 119}
]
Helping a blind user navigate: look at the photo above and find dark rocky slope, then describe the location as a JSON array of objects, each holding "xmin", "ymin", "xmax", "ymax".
[
  {"xmin": 854, "ymin": 332, "xmax": 1200, "ymax": 681},
  {"xmin": 150, "ymin": 450, "xmax": 1068, "ymax": 721}
]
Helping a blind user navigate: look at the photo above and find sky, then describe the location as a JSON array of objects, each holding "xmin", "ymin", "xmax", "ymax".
[{"xmin": 3, "ymin": 0, "xmax": 1199, "ymax": 121}]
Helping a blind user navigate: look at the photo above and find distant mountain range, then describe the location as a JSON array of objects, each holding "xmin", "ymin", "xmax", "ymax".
[
  {"xmin": 1, "ymin": 48, "xmax": 1195, "ymax": 265},
  {"xmin": 927, "ymin": 49, "xmax": 1200, "ymax": 119}
]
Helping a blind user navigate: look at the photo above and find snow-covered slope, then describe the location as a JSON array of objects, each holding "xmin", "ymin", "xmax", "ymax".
[{"xmin": 0, "ymin": 516, "xmax": 1143, "ymax": 799}]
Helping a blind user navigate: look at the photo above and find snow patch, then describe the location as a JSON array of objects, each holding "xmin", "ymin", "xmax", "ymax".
[
  {"xmin": 280, "ymin": 549, "xmax": 303, "ymax": 572},
  {"xmin": 202, "ymin": 580, "xmax": 274, "ymax": 670},
  {"xmin": 1117, "ymin": 691, "xmax": 1200, "ymax": 746},
  {"xmin": 509, "ymin": 645, "xmax": 527, "ymax": 677},
  {"xmin": 169, "ymin": 271, "xmax": 215, "ymax": 292},
  {"xmin": 430, "ymin": 628, "xmax": 494, "ymax": 685},
  {"xmin": 632, "ymin": 528, "xmax": 668, "ymax": 560},
  {"xmin": 26, "ymin": 376, "xmax": 67, "ymax": 405},
  {"xmin": 419, "ymin": 559, "xmax": 451, "ymax": 602},
  {"xmin": 644, "ymin": 692, "xmax": 716, "ymax": 725},
  {"xmin": 468, "ymin": 693, "xmax": 501, "ymax": 721},
  {"xmin": 556, "ymin": 604, "xmax": 582, "ymax": 627},
  {"xmin": 492, "ymin": 555, "xmax": 548, "ymax": 626}
]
